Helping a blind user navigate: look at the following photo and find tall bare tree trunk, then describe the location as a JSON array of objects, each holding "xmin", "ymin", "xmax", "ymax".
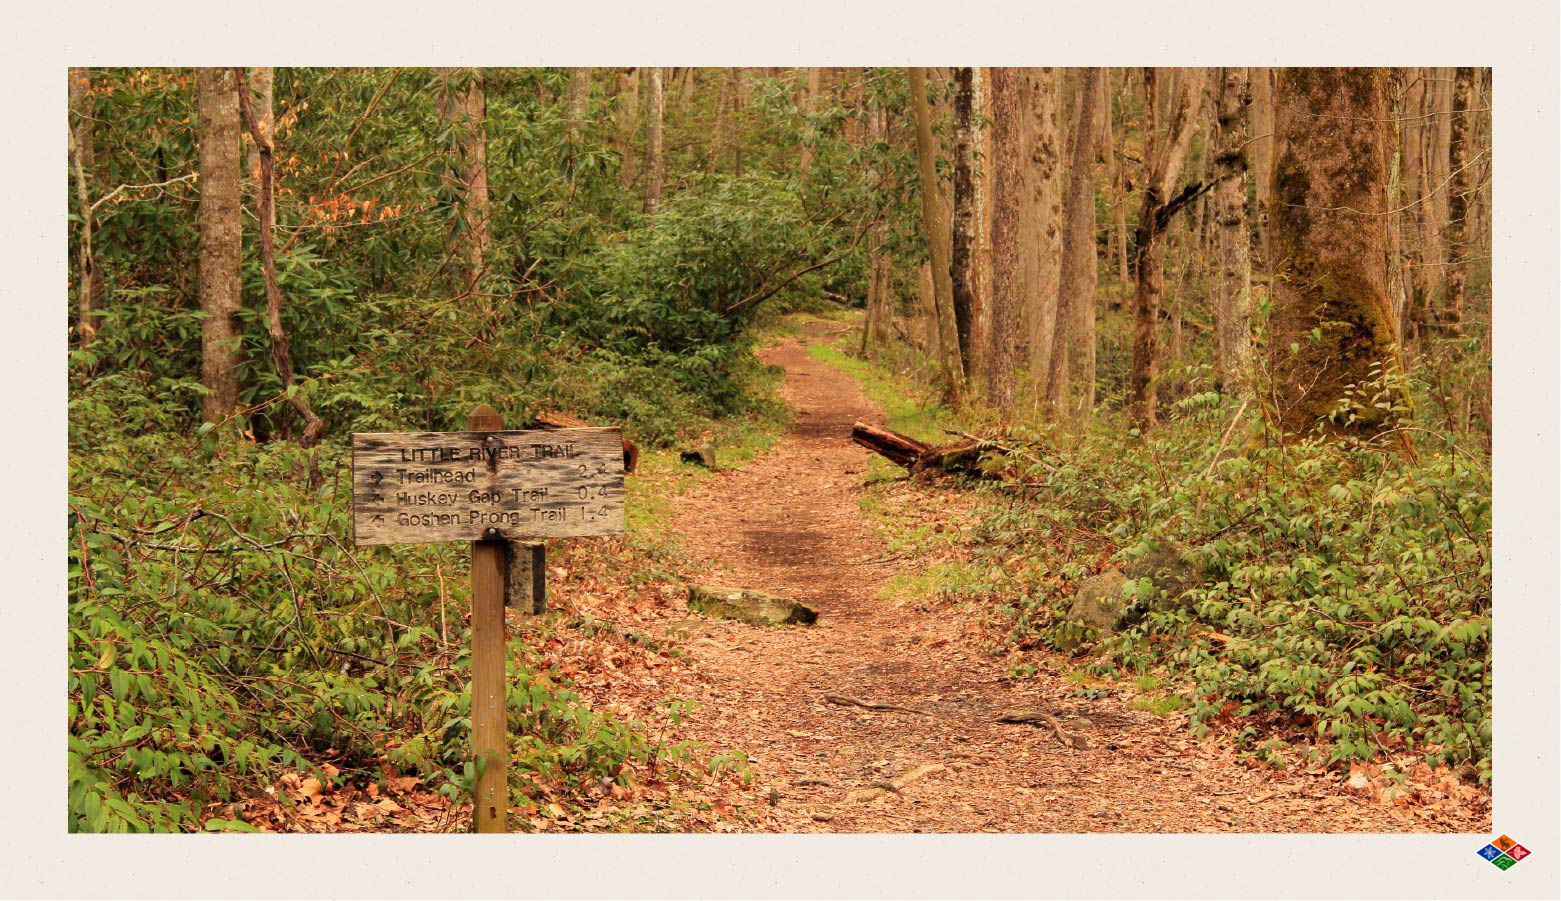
[
  {"xmin": 236, "ymin": 68, "xmax": 324, "ymax": 447},
  {"xmin": 615, "ymin": 67, "xmax": 640, "ymax": 186},
  {"xmin": 643, "ymin": 67, "xmax": 665, "ymax": 214},
  {"xmin": 1248, "ymin": 66, "xmax": 1275, "ymax": 268},
  {"xmin": 970, "ymin": 67, "xmax": 993, "ymax": 384},
  {"xmin": 1043, "ymin": 67, "xmax": 1102, "ymax": 420},
  {"xmin": 197, "ymin": 67, "xmax": 244, "ymax": 424},
  {"xmin": 908, "ymin": 67, "xmax": 966, "ymax": 403},
  {"xmin": 1444, "ymin": 66, "xmax": 1475, "ymax": 334},
  {"xmin": 1211, "ymin": 67, "xmax": 1254, "ymax": 397},
  {"xmin": 1399, "ymin": 67, "xmax": 1428, "ymax": 347},
  {"xmin": 1106, "ymin": 68, "xmax": 1131, "ymax": 298},
  {"xmin": 437, "ymin": 68, "xmax": 489, "ymax": 294},
  {"xmin": 1266, "ymin": 67, "xmax": 1409, "ymax": 444},
  {"xmin": 69, "ymin": 67, "xmax": 106, "ymax": 346},
  {"xmin": 1127, "ymin": 67, "xmax": 1207, "ymax": 430},
  {"xmin": 1020, "ymin": 68, "xmax": 1064, "ymax": 391},
  {"xmin": 708, "ymin": 68, "xmax": 731, "ymax": 172},
  {"xmin": 987, "ymin": 67, "xmax": 1022, "ymax": 417},
  {"xmin": 800, "ymin": 66, "xmax": 823, "ymax": 175},
  {"xmin": 565, "ymin": 67, "xmax": 592, "ymax": 149},
  {"xmin": 732, "ymin": 68, "xmax": 747, "ymax": 177},
  {"xmin": 1423, "ymin": 67, "xmax": 1453, "ymax": 320},
  {"xmin": 950, "ymin": 67, "xmax": 979, "ymax": 366}
]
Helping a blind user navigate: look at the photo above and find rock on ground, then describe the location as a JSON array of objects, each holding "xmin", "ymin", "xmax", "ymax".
[{"xmin": 687, "ymin": 584, "xmax": 818, "ymax": 626}]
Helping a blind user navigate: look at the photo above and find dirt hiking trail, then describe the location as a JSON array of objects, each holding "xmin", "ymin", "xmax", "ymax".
[{"xmin": 662, "ymin": 321, "xmax": 1470, "ymax": 833}]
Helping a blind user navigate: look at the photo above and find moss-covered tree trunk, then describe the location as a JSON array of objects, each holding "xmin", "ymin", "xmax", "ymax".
[{"xmin": 1266, "ymin": 67, "xmax": 1409, "ymax": 441}]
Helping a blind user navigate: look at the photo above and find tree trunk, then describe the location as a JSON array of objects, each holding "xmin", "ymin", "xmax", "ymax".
[
  {"xmin": 1043, "ymin": 66, "xmax": 1102, "ymax": 420},
  {"xmin": 1444, "ymin": 66, "xmax": 1475, "ymax": 334},
  {"xmin": 437, "ymin": 68, "xmax": 489, "ymax": 295},
  {"xmin": 986, "ymin": 67, "xmax": 1022, "ymax": 417},
  {"xmin": 1266, "ymin": 67, "xmax": 1409, "ymax": 442},
  {"xmin": 615, "ymin": 67, "xmax": 639, "ymax": 186},
  {"xmin": 950, "ymin": 67, "xmax": 979, "ymax": 367},
  {"xmin": 732, "ymin": 68, "xmax": 747, "ymax": 177},
  {"xmin": 247, "ymin": 68, "xmax": 275, "ymax": 235},
  {"xmin": 197, "ymin": 67, "xmax": 244, "ymax": 424},
  {"xmin": 908, "ymin": 67, "xmax": 966, "ymax": 403},
  {"xmin": 1399, "ymin": 67, "xmax": 1428, "ymax": 347},
  {"xmin": 1248, "ymin": 66, "xmax": 1276, "ymax": 268},
  {"xmin": 970, "ymin": 67, "xmax": 993, "ymax": 384},
  {"xmin": 1423, "ymin": 67, "xmax": 1453, "ymax": 320},
  {"xmin": 799, "ymin": 66, "xmax": 823, "ymax": 175},
  {"xmin": 1106, "ymin": 68, "xmax": 1131, "ymax": 298},
  {"xmin": 1020, "ymin": 68, "xmax": 1063, "ymax": 388},
  {"xmin": 69, "ymin": 67, "xmax": 106, "ymax": 347},
  {"xmin": 1211, "ymin": 67, "xmax": 1254, "ymax": 397},
  {"xmin": 236, "ymin": 68, "xmax": 324, "ymax": 447},
  {"xmin": 1128, "ymin": 67, "xmax": 1207, "ymax": 431},
  {"xmin": 643, "ymin": 67, "xmax": 665, "ymax": 214},
  {"xmin": 708, "ymin": 68, "xmax": 730, "ymax": 172},
  {"xmin": 565, "ymin": 67, "xmax": 592, "ymax": 148}
]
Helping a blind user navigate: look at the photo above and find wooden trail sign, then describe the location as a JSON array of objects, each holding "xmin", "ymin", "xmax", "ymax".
[
  {"xmin": 351, "ymin": 406, "xmax": 626, "ymax": 833},
  {"xmin": 352, "ymin": 427, "xmax": 624, "ymax": 545}
]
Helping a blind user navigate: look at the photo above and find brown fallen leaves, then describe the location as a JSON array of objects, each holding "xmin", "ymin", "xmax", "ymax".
[{"xmin": 232, "ymin": 766, "xmax": 455, "ymax": 833}]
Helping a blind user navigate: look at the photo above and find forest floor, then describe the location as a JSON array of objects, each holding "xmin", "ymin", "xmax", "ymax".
[{"xmin": 620, "ymin": 318, "xmax": 1482, "ymax": 833}]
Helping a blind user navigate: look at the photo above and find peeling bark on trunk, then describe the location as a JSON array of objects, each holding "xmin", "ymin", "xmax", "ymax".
[
  {"xmin": 1266, "ymin": 67, "xmax": 1410, "ymax": 444},
  {"xmin": 197, "ymin": 67, "xmax": 244, "ymax": 423}
]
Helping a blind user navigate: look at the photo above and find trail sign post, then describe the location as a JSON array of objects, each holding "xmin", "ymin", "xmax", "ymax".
[{"xmin": 351, "ymin": 405, "xmax": 625, "ymax": 832}]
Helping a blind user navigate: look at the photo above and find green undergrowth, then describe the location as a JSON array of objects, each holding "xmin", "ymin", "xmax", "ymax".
[
  {"xmin": 67, "ymin": 337, "xmax": 789, "ymax": 833},
  {"xmin": 839, "ymin": 339, "xmax": 1493, "ymax": 783}
]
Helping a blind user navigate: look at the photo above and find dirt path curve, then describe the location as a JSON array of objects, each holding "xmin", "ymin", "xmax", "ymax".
[{"xmin": 663, "ymin": 322, "xmax": 1459, "ymax": 833}]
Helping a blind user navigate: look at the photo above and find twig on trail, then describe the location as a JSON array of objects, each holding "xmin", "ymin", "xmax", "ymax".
[
  {"xmin": 824, "ymin": 694, "xmax": 934, "ymax": 717},
  {"xmin": 847, "ymin": 763, "xmax": 947, "ymax": 802},
  {"xmin": 997, "ymin": 709, "xmax": 1091, "ymax": 750}
]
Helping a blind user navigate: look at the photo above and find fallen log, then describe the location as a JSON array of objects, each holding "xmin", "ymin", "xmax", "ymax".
[
  {"xmin": 850, "ymin": 421, "xmax": 929, "ymax": 467},
  {"xmin": 530, "ymin": 410, "xmax": 639, "ymax": 474},
  {"xmin": 850, "ymin": 421, "xmax": 993, "ymax": 477}
]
